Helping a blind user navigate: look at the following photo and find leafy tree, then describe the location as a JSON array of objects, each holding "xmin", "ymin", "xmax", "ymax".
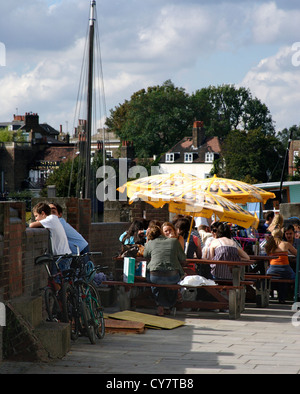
[
  {"xmin": 190, "ymin": 85, "xmax": 275, "ymax": 139},
  {"xmin": 219, "ymin": 128, "xmax": 284, "ymax": 183},
  {"xmin": 106, "ymin": 80, "xmax": 194, "ymax": 158},
  {"xmin": 277, "ymin": 125, "xmax": 300, "ymax": 148},
  {"xmin": 41, "ymin": 151, "xmax": 120, "ymax": 198},
  {"xmin": 0, "ymin": 128, "xmax": 14, "ymax": 142},
  {"xmin": 0, "ymin": 127, "xmax": 26, "ymax": 142},
  {"xmin": 42, "ymin": 157, "xmax": 80, "ymax": 197}
]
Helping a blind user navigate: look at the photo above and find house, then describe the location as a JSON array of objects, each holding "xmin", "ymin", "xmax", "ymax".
[
  {"xmin": 289, "ymin": 140, "xmax": 300, "ymax": 177},
  {"xmin": 71, "ymin": 120, "xmax": 121, "ymax": 159},
  {"xmin": 0, "ymin": 113, "xmax": 74, "ymax": 194},
  {"xmin": 159, "ymin": 121, "xmax": 221, "ymax": 178}
]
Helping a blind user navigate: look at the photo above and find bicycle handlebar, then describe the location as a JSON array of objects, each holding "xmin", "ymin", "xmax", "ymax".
[{"xmin": 52, "ymin": 251, "xmax": 103, "ymax": 259}]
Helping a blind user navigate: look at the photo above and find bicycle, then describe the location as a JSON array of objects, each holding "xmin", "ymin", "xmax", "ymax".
[
  {"xmin": 35, "ymin": 253, "xmax": 73, "ymax": 324},
  {"xmin": 70, "ymin": 252, "xmax": 106, "ymax": 344},
  {"xmin": 35, "ymin": 250, "xmax": 106, "ymax": 344}
]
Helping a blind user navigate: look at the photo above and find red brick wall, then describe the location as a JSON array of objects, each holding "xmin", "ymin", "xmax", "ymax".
[
  {"xmin": 0, "ymin": 202, "xmax": 26, "ymax": 300},
  {"xmin": 90, "ymin": 222, "xmax": 129, "ymax": 271}
]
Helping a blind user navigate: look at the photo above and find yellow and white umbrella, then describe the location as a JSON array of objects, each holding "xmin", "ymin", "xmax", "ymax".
[
  {"xmin": 190, "ymin": 174, "xmax": 275, "ymax": 204},
  {"xmin": 129, "ymin": 188, "xmax": 259, "ymax": 230},
  {"xmin": 118, "ymin": 170, "xmax": 200, "ymax": 197}
]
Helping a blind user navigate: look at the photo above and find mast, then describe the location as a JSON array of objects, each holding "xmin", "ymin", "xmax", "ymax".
[
  {"xmin": 279, "ymin": 128, "xmax": 293, "ymax": 203},
  {"xmin": 84, "ymin": 0, "xmax": 96, "ymax": 199}
]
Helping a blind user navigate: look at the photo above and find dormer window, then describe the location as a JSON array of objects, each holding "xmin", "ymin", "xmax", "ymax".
[
  {"xmin": 184, "ymin": 153, "xmax": 193, "ymax": 163},
  {"xmin": 165, "ymin": 153, "xmax": 174, "ymax": 163},
  {"xmin": 205, "ymin": 152, "xmax": 214, "ymax": 163}
]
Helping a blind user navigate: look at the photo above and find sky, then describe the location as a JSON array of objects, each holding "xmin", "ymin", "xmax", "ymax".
[{"xmin": 1, "ymin": 0, "xmax": 300, "ymax": 135}]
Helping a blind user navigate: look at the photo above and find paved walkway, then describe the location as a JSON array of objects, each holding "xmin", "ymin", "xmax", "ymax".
[{"xmin": 1, "ymin": 301, "xmax": 300, "ymax": 374}]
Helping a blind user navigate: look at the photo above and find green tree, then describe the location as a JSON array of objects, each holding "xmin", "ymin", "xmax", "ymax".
[
  {"xmin": 42, "ymin": 151, "xmax": 119, "ymax": 198},
  {"xmin": 42, "ymin": 157, "xmax": 80, "ymax": 197},
  {"xmin": 219, "ymin": 128, "xmax": 284, "ymax": 183},
  {"xmin": 0, "ymin": 127, "xmax": 26, "ymax": 142},
  {"xmin": 277, "ymin": 125, "xmax": 300, "ymax": 147},
  {"xmin": 106, "ymin": 80, "xmax": 194, "ymax": 158},
  {"xmin": 190, "ymin": 85, "xmax": 275, "ymax": 139},
  {"xmin": 0, "ymin": 128, "xmax": 14, "ymax": 142}
]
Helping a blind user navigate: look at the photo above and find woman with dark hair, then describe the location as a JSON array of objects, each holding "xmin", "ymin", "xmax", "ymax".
[
  {"xmin": 174, "ymin": 217, "xmax": 202, "ymax": 259},
  {"xmin": 143, "ymin": 225, "xmax": 186, "ymax": 316},
  {"xmin": 209, "ymin": 222, "xmax": 250, "ymax": 279},
  {"xmin": 119, "ymin": 220, "xmax": 146, "ymax": 245}
]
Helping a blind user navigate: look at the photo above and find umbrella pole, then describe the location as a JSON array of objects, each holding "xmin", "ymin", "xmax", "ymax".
[{"xmin": 185, "ymin": 215, "xmax": 195, "ymax": 254}]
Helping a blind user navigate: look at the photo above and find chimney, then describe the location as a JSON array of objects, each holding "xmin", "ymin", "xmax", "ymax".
[
  {"xmin": 25, "ymin": 113, "xmax": 39, "ymax": 129},
  {"xmin": 192, "ymin": 121, "xmax": 205, "ymax": 148},
  {"xmin": 120, "ymin": 140, "xmax": 135, "ymax": 159}
]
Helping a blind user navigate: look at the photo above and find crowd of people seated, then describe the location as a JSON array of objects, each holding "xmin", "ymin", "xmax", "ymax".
[{"xmin": 120, "ymin": 211, "xmax": 299, "ymax": 312}]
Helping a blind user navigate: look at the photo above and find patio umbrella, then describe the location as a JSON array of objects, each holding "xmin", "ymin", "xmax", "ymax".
[
  {"xmin": 129, "ymin": 188, "xmax": 259, "ymax": 230},
  {"xmin": 190, "ymin": 174, "xmax": 275, "ymax": 204},
  {"xmin": 129, "ymin": 187, "xmax": 259, "ymax": 253},
  {"xmin": 118, "ymin": 170, "xmax": 200, "ymax": 197}
]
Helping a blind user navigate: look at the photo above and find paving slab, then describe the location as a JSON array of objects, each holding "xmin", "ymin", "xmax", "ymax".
[{"xmin": 0, "ymin": 301, "xmax": 300, "ymax": 375}]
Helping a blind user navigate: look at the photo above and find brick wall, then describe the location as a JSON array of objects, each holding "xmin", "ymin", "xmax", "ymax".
[
  {"xmin": 0, "ymin": 198, "xmax": 169, "ymax": 362},
  {"xmin": 90, "ymin": 222, "xmax": 129, "ymax": 271},
  {"xmin": 0, "ymin": 202, "xmax": 26, "ymax": 300},
  {"xmin": 24, "ymin": 229, "xmax": 48, "ymax": 297}
]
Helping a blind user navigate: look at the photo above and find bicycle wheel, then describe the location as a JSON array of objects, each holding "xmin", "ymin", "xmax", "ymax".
[
  {"xmin": 89, "ymin": 283, "xmax": 105, "ymax": 339},
  {"xmin": 80, "ymin": 299, "xmax": 97, "ymax": 344},
  {"xmin": 61, "ymin": 282, "xmax": 80, "ymax": 341},
  {"xmin": 45, "ymin": 287, "xmax": 61, "ymax": 322}
]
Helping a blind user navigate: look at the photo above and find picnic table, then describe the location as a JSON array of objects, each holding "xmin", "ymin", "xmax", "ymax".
[{"xmin": 105, "ymin": 257, "xmax": 255, "ymax": 319}]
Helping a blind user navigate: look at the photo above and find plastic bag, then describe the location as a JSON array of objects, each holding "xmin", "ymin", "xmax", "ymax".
[{"xmin": 179, "ymin": 275, "xmax": 216, "ymax": 287}]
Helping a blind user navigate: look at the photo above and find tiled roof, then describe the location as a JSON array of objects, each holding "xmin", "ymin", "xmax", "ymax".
[
  {"xmin": 34, "ymin": 146, "xmax": 77, "ymax": 162},
  {"xmin": 160, "ymin": 135, "xmax": 221, "ymax": 163}
]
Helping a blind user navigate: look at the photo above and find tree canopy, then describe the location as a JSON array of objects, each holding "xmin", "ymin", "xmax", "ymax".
[
  {"xmin": 190, "ymin": 85, "xmax": 275, "ymax": 138},
  {"xmin": 219, "ymin": 128, "xmax": 285, "ymax": 183},
  {"xmin": 104, "ymin": 81, "xmax": 286, "ymax": 183},
  {"xmin": 106, "ymin": 80, "xmax": 193, "ymax": 158},
  {"xmin": 106, "ymin": 81, "xmax": 276, "ymax": 159},
  {"xmin": 45, "ymin": 81, "xmax": 293, "ymax": 192}
]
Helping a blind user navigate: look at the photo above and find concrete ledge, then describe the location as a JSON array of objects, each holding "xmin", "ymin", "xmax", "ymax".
[
  {"xmin": 35, "ymin": 322, "xmax": 70, "ymax": 359},
  {"xmin": 11, "ymin": 296, "xmax": 42, "ymax": 328}
]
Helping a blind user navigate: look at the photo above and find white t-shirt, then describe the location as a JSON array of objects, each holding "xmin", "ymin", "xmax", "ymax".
[{"xmin": 39, "ymin": 214, "xmax": 71, "ymax": 255}]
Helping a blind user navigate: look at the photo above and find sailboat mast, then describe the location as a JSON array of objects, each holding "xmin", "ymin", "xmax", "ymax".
[{"xmin": 84, "ymin": 0, "xmax": 96, "ymax": 199}]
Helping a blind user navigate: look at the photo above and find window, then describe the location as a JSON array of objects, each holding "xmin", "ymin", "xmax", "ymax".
[
  {"xmin": 165, "ymin": 153, "xmax": 174, "ymax": 163},
  {"xmin": 106, "ymin": 150, "xmax": 113, "ymax": 158},
  {"xmin": 184, "ymin": 153, "xmax": 193, "ymax": 163},
  {"xmin": 205, "ymin": 152, "xmax": 214, "ymax": 163}
]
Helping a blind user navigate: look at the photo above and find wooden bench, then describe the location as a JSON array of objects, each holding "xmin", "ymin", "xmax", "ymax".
[
  {"xmin": 102, "ymin": 279, "xmax": 244, "ymax": 319},
  {"xmin": 270, "ymin": 278, "xmax": 295, "ymax": 302},
  {"xmin": 244, "ymin": 274, "xmax": 273, "ymax": 307}
]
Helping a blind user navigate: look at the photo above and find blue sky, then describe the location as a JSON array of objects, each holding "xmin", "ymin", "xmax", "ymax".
[{"xmin": 1, "ymin": 0, "xmax": 300, "ymax": 134}]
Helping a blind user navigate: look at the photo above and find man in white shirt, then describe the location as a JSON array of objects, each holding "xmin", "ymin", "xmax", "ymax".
[
  {"xmin": 30, "ymin": 202, "xmax": 71, "ymax": 272},
  {"xmin": 48, "ymin": 202, "xmax": 89, "ymax": 255}
]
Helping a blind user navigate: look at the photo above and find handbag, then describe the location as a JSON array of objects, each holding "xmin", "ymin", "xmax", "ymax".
[{"xmin": 120, "ymin": 244, "xmax": 144, "ymax": 258}]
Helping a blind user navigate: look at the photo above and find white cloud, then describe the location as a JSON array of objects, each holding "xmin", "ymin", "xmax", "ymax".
[
  {"xmin": 242, "ymin": 45, "xmax": 300, "ymax": 131},
  {"xmin": 251, "ymin": 2, "xmax": 300, "ymax": 44},
  {"xmin": 1, "ymin": 0, "xmax": 300, "ymax": 134}
]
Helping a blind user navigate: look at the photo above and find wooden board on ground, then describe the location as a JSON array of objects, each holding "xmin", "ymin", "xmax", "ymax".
[
  {"xmin": 105, "ymin": 318, "xmax": 145, "ymax": 334},
  {"xmin": 107, "ymin": 310, "xmax": 185, "ymax": 330}
]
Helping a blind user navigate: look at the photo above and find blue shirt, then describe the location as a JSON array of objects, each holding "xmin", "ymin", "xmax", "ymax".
[
  {"xmin": 119, "ymin": 231, "xmax": 135, "ymax": 245},
  {"xmin": 59, "ymin": 217, "xmax": 88, "ymax": 254}
]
